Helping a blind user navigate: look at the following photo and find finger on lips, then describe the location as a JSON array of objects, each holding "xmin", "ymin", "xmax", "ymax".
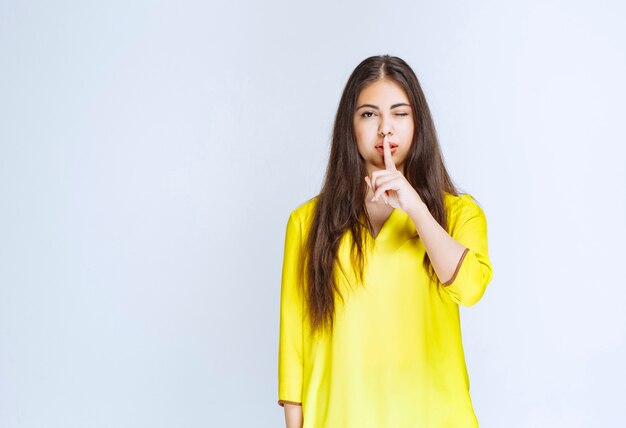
[
  {"xmin": 383, "ymin": 135, "xmax": 397, "ymax": 171},
  {"xmin": 364, "ymin": 135, "xmax": 396, "ymax": 204}
]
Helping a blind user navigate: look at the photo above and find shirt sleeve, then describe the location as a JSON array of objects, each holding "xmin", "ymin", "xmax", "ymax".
[
  {"xmin": 441, "ymin": 195, "xmax": 494, "ymax": 307},
  {"xmin": 277, "ymin": 211, "xmax": 304, "ymax": 407}
]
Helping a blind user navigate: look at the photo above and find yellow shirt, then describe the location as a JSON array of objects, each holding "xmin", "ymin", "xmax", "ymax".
[{"xmin": 277, "ymin": 192, "xmax": 494, "ymax": 427}]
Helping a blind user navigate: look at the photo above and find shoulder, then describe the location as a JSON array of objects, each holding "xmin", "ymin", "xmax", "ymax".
[
  {"xmin": 444, "ymin": 191, "xmax": 479, "ymax": 208},
  {"xmin": 444, "ymin": 191, "xmax": 486, "ymax": 223},
  {"xmin": 287, "ymin": 195, "xmax": 319, "ymax": 226}
]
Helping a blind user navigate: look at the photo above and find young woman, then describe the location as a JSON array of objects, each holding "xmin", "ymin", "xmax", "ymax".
[{"xmin": 277, "ymin": 55, "xmax": 494, "ymax": 428}]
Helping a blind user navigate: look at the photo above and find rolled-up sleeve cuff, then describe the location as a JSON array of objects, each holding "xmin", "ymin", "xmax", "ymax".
[
  {"xmin": 440, "ymin": 247, "xmax": 493, "ymax": 307},
  {"xmin": 278, "ymin": 399, "xmax": 302, "ymax": 407},
  {"xmin": 442, "ymin": 247, "xmax": 470, "ymax": 286}
]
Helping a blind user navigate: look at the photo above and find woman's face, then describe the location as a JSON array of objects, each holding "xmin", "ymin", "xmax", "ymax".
[{"xmin": 353, "ymin": 78, "xmax": 414, "ymax": 176}]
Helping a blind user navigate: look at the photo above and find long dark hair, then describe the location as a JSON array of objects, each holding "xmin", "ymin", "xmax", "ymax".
[{"xmin": 298, "ymin": 55, "xmax": 462, "ymax": 339}]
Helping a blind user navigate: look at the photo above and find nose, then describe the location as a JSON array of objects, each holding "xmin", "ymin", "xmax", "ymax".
[{"xmin": 378, "ymin": 118, "xmax": 394, "ymax": 137}]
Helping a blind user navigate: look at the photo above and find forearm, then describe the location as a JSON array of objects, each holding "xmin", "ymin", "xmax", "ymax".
[
  {"xmin": 407, "ymin": 201, "xmax": 467, "ymax": 285},
  {"xmin": 284, "ymin": 403, "xmax": 303, "ymax": 428}
]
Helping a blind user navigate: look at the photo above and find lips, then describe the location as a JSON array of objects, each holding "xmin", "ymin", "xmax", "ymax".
[
  {"xmin": 375, "ymin": 143, "xmax": 398, "ymax": 149},
  {"xmin": 375, "ymin": 143, "xmax": 398, "ymax": 153},
  {"xmin": 376, "ymin": 146, "xmax": 397, "ymax": 154}
]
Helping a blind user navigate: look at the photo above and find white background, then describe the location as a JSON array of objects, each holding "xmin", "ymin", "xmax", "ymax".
[{"xmin": 1, "ymin": 1, "xmax": 625, "ymax": 427}]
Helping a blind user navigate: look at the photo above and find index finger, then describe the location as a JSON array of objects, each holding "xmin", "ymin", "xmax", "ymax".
[{"xmin": 383, "ymin": 134, "xmax": 397, "ymax": 171}]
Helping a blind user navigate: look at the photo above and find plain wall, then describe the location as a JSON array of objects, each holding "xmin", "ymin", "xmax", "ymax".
[{"xmin": 1, "ymin": 0, "xmax": 625, "ymax": 427}]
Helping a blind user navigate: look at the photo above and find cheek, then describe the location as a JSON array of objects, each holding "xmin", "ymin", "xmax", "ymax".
[
  {"xmin": 356, "ymin": 123, "xmax": 378, "ymax": 142},
  {"xmin": 401, "ymin": 127, "xmax": 415, "ymax": 149},
  {"xmin": 401, "ymin": 121, "xmax": 415, "ymax": 137},
  {"xmin": 353, "ymin": 126, "xmax": 365, "ymax": 153},
  {"xmin": 354, "ymin": 124, "xmax": 371, "ymax": 145}
]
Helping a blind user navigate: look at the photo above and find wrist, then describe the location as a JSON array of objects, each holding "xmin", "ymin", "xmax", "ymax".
[
  {"xmin": 406, "ymin": 198, "xmax": 432, "ymax": 230},
  {"xmin": 406, "ymin": 196, "xmax": 428, "ymax": 218}
]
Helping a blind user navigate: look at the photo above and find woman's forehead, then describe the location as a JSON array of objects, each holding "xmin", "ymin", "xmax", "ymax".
[{"xmin": 357, "ymin": 79, "xmax": 410, "ymax": 104}]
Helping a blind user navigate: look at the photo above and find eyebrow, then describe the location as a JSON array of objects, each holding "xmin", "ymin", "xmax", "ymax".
[{"xmin": 355, "ymin": 103, "xmax": 412, "ymax": 111}]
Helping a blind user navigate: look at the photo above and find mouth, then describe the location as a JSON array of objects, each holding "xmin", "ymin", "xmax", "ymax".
[{"xmin": 375, "ymin": 143, "xmax": 398, "ymax": 154}]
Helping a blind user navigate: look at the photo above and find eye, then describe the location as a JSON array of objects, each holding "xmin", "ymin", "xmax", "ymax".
[
  {"xmin": 360, "ymin": 111, "xmax": 376, "ymax": 118},
  {"xmin": 395, "ymin": 112, "xmax": 409, "ymax": 117}
]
